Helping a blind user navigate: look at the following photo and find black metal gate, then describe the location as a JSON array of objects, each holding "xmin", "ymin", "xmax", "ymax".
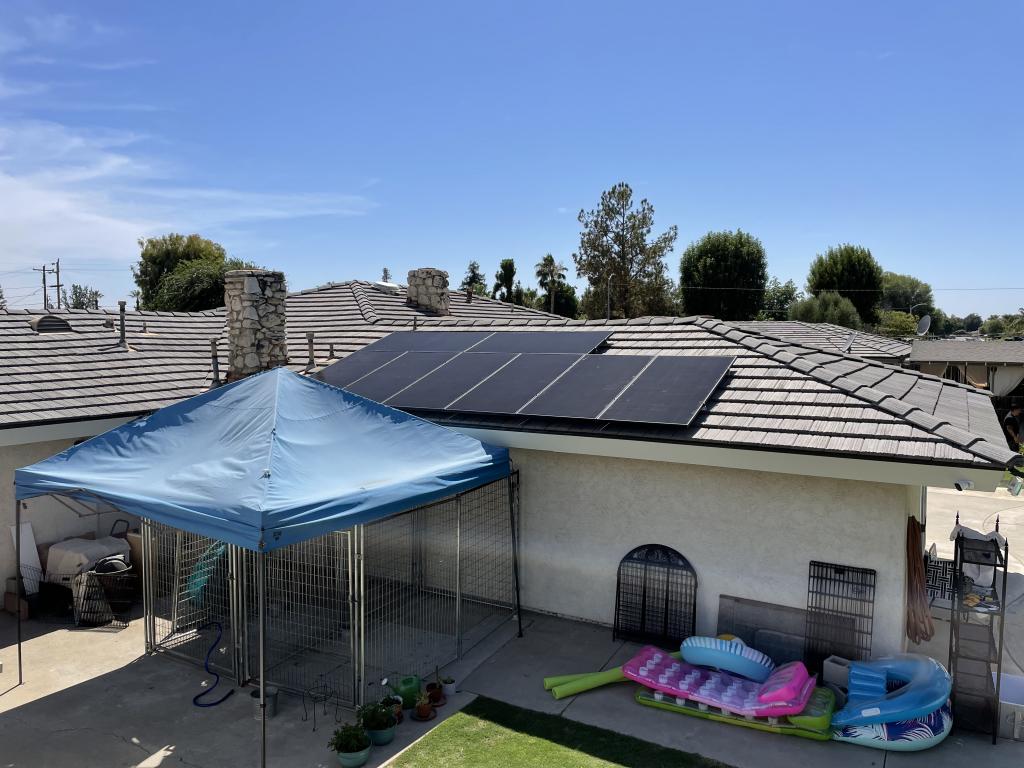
[{"xmin": 613, "ymin": 544, "xmax": 697, "ymax": 648}]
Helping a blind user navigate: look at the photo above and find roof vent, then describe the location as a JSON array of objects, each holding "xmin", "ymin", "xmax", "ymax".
[
  {"xmin": 28, "ymin": 315, "xmax": 73, "ymax": 334},
  {"xmin": 371, "ymin": 281, "xmax": 401, "ymax": 295}
]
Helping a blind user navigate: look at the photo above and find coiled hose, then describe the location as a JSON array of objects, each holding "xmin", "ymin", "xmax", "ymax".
[
  {"xmin": 906, "ymin": 516, "xmax": 935, "ymax": 645},
  {"xmin": 192, "ymin": 621, "xmax": 236, "ymax": 707}
]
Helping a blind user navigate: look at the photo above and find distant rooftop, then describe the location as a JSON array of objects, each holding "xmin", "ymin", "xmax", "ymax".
[
  {"xmin": 733, "ymin": 321, "xmax": 911, "ymax": 361},
  {"xmin": 909, "ymin": 339, "xmax": 1024, "ymax": 365}
]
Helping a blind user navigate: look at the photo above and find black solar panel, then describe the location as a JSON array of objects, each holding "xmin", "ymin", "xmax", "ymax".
[
  {"xmin": 449, "ymin": 353, "xmax": 581, "ymax": 414},
  {"xmin": 344, "ymin": 351, "xmax": 457, "ymax": 402},
  {"xmin": 369, "ymin": 331, "xmax": 493, "ymax": 352},
  {"xmin": 387, "ymin": 352, "xmax": 516, "ymax": 410},
  {"xmin": 600, "ymin": 356, "xmax": 733, "ymax": 425},
  {"xmin": 471, "ymin": 331, "xmax": 611, "ymax": 354},
  {"xmin": 318, "ymin": 349, "xmax": 403, "ymax": 389},
  {"xmin": 520, "ymin": 355, "xmax": 651, "ymax": 419}
]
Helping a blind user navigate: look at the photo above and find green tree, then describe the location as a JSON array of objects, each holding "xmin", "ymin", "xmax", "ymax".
[
  {"xmin": 381, "ymin": 267, "xmax": 392, "ymax": 282},
  {"xmin": 133, "ymin": 234, "xmax": 228, "ymax": 310},
  {"xmin": 876, "ymin": 309, "xmax": 918, "ymax": 337},
  {"xmin": 881, "ymin": 272, "xmax": 934, "ymax": 316},
  {"xmin": 963, "ymin": 313, "xmax": 983, "ymax": 332},
  {"xmin": 679, "ymin": 229, "xmax": 768, "ymax": 320},
  {"xmin": 806, "ymin": 244, "xmax": 884, "ymax": 323},
  {"xmin": 0, "ymin": 284, "xmax": 6, "ymax": 311},
  {"xmin": 491, "ymin": 259, "xmax": 517, "ymax": 302},
  {"xmin": 514, "ymin": 282, "xmax": 538, "ymax": 308},
  {"xmin": 788, "ymin": 291, "xmax": 861, "ymax": 329},
  {"xmin": 61, "ymin": 283, "xmax": 103, "ymax": 310},
  {"xmin": 535, "ymin": 254, "xmax": 568, "ymax": 314},
  {"xmin": 757, "ymin": 277, "xmax": 803, "ymax": 320},
  {"xmin": 460, "ymin": 261, "xmax": 487, "ymax": 295},
  {"xmin": 534, "ymin": 282, "xmax": 579, "ymax": 318},
  {"xmin": 982, "ymin": 314, "xmax": 1006, "ymax": 337},
  {"xmin": 574, "ymin": 182, "xmax": 677, "ymax": 319},
  {"xmin": 150, "ymin": 256, "xmax": 257, "ymax": 312}
]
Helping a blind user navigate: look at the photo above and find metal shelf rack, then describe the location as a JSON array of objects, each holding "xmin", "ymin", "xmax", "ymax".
[{"xmin": 947, "ymin": 532, "xmax": 1008, "ymax": 743}]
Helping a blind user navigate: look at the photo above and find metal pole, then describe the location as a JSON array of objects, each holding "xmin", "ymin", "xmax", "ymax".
[
  {"xmin": 16, "ymin": 499, "xmax": 23, "ymax": 685},
  {"xmin": 455, "ymin": 497, "xmax": 463, "ymax": 658},
  {"xmin": 258, "ymin": 552, "xmax": 267, "ymax": 768},
  {"xmin": 507, "ymin": 474, "xmax": 523, "ymax": 638},
  {"xmin": 357, "ymin": 525, "xmax": 366, "ymax": 707},
  {"xmin": 141, "ymin": 518, "xmax": 152, "ymax": 652}
]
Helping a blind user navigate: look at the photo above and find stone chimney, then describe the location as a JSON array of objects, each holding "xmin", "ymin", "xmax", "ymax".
[
  {"xmin": 224, "ymin": 269, "xmax": 288, "ymax": 381},
  {"xmin": 406, "ymin": 268, "xmax": 450, "ymax": 315}
]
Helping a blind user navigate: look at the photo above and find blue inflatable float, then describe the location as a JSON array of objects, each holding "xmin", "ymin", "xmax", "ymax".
[
  {"xmin": 831, "ymin": 655, "xmax": 951, "ymax": 727},
  {"xmin": 833, "ymin": 700, "xmax": 952, "ymax": 751},
  {"xmin": 680, "ymin": 636, "xmax": 775, "ymax": 683}
]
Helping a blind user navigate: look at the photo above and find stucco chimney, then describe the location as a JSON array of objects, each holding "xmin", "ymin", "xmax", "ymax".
[
  {"xmin": 224, "ymin": 269, "xmax": 288, "ymax": 381},
  {"xmin": 406, "ymin": 268, "xmax": 450, "ymax": 315}
]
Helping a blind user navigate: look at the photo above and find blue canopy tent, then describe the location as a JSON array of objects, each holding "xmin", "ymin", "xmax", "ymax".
[{"xmin": 13, "ymin": 368, "xmax": 519, "ymax": 766}]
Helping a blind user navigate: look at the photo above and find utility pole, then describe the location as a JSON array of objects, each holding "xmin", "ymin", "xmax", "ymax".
[
  {"xmin": 32, "ymin": 265, "xmax": 49, "ymax": 310},
  {"xmin": 52, "ymin": 259, "xmax": 62, "ymax": 309}
]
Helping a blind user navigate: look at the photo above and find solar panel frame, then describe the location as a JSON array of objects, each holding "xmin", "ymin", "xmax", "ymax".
[
  {"xmin": 343, "ymin": 351, "xmax": 458, "ymax": 402},
  {"xmin": 386, "ymin": 352, "xmax": 517, "ymax": 410},
  {"xmin": 599, "ymin": 355, "xmax": 734, "ymax": 426},
  {"xmin": 368, "ymin": 330, "xmax": 494, "ymax": 352},
  {"xmin": 318, "ymin": 349, "xmax": 404, "ymax": 389},
  {"xmin": 470, "ymin": 330, "xmax": 612, "ymax": 354},
  {"xmin": 448, "ymin": 353, "xmax": 583, "ymax": 414},
  {"xmin": 518, "ymin": 355, "xmax": 653, "ymax": 420}
]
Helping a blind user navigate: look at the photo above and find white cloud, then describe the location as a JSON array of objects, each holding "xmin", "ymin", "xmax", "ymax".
[
  {"xmin": 0, "ymin": 75, "xmax": 47, "ymax": 98},
  {"xmin": 0, "ymin": 120, "xmax": 374, "ymax": 291},
  {"xmin": 80, "ymin": 58, "xmax": 155, "ymax": 71},
  {"xmin": 0, "ymin": 26, "xmax": 27, "ymax": 55},
  {"xmin": 25, "ymin": 13, "xmax": 76, "ymax": 44}
]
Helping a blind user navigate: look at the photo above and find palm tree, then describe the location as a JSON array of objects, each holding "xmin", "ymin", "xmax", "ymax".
[
  {"xmin": 535, "ymin": 254, "xmax": 567, "ymax": 314},
  {"xmin": 491, "ymin": 259, "xmax": 516, "ymax": 302}
]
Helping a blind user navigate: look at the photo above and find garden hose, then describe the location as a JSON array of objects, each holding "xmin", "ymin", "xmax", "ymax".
[{"xmin": 192, "ymin": 621, "xmax": 236, "ymax": 708}]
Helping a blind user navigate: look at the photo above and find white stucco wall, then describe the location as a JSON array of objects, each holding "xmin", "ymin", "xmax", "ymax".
[
  {"xmin": 511, "ymin": 448, "xmax": 913, "ymax": 657},
  {"xmin": 1, "ymin": 439, "xmax": 126, "ymax": 584}
]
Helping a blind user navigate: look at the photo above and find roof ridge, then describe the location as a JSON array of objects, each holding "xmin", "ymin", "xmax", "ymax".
[
  {"xmin": 347, "ymin": 282, "xmax": 381, "ymax": 323},
  {"xmin": 697, "ymin": 318, "xmax": 1020, "ymax": 469}
]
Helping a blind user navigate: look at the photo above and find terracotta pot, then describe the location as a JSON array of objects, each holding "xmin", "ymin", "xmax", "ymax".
[
  {"xmin": 415, "ymin": 703, "xmax": 433, "ymax": 719},
  {"xmin": 426, "ymin": 683, "xmax": 442, "ymax": 703}
]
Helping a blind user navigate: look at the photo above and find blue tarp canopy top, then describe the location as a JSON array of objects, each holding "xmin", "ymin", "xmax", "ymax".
[{"xmin": 15, "ymin": 368, "xmax": 510, "ymax": 552}]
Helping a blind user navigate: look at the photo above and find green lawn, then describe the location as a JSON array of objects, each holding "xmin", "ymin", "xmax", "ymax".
[{"xmin": 391, "ymin": 697, "xmax": 731, "ymax": 768}]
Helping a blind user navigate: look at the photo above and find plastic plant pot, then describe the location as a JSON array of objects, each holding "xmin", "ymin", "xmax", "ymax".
[
  {"xmin": 425, "ymin": 682, "xmax": 443, "ymax": 704},
  {"xmin": 367, "ymin": 725, "xmax": 396, "ymax": 746},
  {"xmin": 442, "ymin": 679, "xmax": 456, "ymax": 698},
  {"xmin": 336, "ymin": 745, "xmax": 371, "ymax": 768}
]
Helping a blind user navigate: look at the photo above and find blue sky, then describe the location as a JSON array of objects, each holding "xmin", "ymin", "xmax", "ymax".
[{"xmin": 0, "ymin": 1, "xmax": 1020, "ymax": 316}]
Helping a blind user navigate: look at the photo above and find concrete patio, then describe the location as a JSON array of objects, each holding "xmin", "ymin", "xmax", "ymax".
[{"xmin": 1, "ymin": 486, "xmax": 1023, "ymax": 767}]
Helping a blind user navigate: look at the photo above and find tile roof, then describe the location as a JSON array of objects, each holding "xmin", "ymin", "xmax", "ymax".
[
  {"xmin": 732, "ymin": 321, "xmax": 912, "ymax": 360},
  {"xmin": 0, "ymin": 285, "xmax": 1016, "ymax": 472},
  {"xmin": 908, "ymin": 339, "xmax": 1024, "ymax": 365}
]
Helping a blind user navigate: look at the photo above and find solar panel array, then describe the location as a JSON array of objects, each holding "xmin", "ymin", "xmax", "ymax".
[{"xmin": 319, "ymin": 331, "xmax": 733, "ymax": 428}]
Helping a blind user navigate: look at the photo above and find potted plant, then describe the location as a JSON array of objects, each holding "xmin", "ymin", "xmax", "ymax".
[
  {"xmin": 414, "ymin": 692, "xmax": 433, "ymax": 720},
  {"xmin": 385, "ymin": 693, "xmax": 404, "ymax": 724},
  {"xmin": 441, "ymin": 674, "xmax": 456, "ymax": 698},
  {"xmin": 328, "ymin": 723, "xmax": 371, "ymax": 768},
  {"xmin": 425, "ymin": 666, "xmax": 443, "ymax": 704},
  {"xmin": 357, "ymin": 700, "xmax": 397, "ymax": 746}
]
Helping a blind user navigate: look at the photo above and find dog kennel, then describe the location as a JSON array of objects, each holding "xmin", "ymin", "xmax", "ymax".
[{"xmin": 14, "ymin": 369, "xmax": 521, "ymax": 767}]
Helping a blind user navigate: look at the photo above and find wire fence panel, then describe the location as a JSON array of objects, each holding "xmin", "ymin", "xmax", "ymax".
[
  {"xmin": 147, "ymin": 521, "xmax": 235, "ymax": 675},
  {"xmin": 143, "ymin": 473, "xmax": 519, "ymax": 708}
]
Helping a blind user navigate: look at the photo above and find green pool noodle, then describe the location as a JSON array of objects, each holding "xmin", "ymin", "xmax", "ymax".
[
  {"xmin": 542, "ymin": 672, "xmax": 596, "ymax": 690},
  {"xmin": 549, "ymin": 651, "xmax": 682, "ymax": 700}
]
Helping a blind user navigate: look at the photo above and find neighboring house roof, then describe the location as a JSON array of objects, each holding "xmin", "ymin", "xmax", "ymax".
[
  {"xmin": 0, "ymin": 288, "xmax": 1015, "ymax": 470},
  {"xmin": 908, "ymin": 339, "xmax": 1024, "ymax": 365},
  {"xmin": 0, "ymin": 281, "xmax": 551, "ymax": 429},
  {"xmin": 733, "ymin": 321, "xmax": 912, "ymax": 360}
]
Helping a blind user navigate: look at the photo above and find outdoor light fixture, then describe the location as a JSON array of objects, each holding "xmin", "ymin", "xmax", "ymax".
[
  {"xmin": 953, "ymin": 479, "xmax": 975, "ymax": 492},
  {"xmin": 1009, "ymin": 476, "xmax": 1023, "ymax": 497}
]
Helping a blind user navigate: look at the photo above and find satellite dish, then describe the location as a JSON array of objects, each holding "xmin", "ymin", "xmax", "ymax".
[{"xmin": 916, "ymin": 314, "xmax": 931, "ymax": 336}]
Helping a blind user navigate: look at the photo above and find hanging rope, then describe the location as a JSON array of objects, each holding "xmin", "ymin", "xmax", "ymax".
[
  {"xmin": 905, "ymin": 516, "xmax": 935, "ymax": 644},
  {"xmin": 192, "ymin": 621, "xmax": 236, "ymax": 707}
]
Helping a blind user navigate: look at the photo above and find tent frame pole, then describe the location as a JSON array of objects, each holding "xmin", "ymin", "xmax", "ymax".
[
  {"xmin": 456, "ymin": 496, "xmax": 463, "ymax": 658},
  {"xmin": 258, "ymin": 551, "xmax": 267, "ymax": 768},
  {"xmin": 507, "ymin": 473, "xmax": 523, "ymax": 638},
  {"xmin": 16, "ymin": 499, "xmax": 24, "ymax": 686}
]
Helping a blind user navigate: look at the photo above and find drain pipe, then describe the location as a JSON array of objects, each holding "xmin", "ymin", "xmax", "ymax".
[
  {"xmin": 210, "ymin": 339, "xmax": 222, "ymax": 387},
  {"xmin": 117, "ymin": 301, "xmax": 127, "ymax": 346},
  {"xmin": 329, "ymin": 342, "xmax": 335, "ymax": 359},
  {"xmin": 306, "ymin": 332, "xmax": 315, "ymax": 370}
]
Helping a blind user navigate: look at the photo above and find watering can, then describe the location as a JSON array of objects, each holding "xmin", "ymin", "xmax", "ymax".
[{"xmin": 388, "ymin": 675, "xmax": 421, "ymax": 708}]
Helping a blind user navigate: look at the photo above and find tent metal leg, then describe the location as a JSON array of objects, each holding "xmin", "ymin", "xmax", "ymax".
[
  {"xmin": 356, "ymin": 525, "xmax": 366, "ymax": 707},
  {"xmin": 456, "ymin": 496, "xmax": 463, "ymax": 658},
  {"xmin": 507, "ymin": 474, "xmax": 523, "ymax": 638},
  {"xmin": 258, "ymin": 552, "xmax": 267, "ymax": 768},
  {"xmin": 16, "ymin": 500, "xmax": 23, "ymax": 686},
  {"xmin": 141, "ymin": 518, "xmax": 152, "ymax": 652}
]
